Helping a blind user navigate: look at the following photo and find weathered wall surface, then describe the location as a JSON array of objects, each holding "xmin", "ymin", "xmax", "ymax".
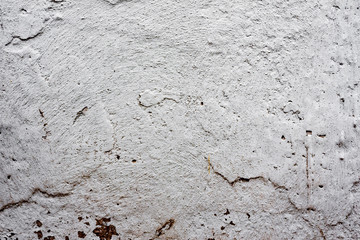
[{"xmin": 1, "ymin": 0, "xmax": 360, "ymax": 239}]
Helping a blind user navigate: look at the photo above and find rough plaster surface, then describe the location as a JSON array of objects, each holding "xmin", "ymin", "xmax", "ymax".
[{"xmin": 0, "ymin": 0, "xmax": 360, "ymax": 239}]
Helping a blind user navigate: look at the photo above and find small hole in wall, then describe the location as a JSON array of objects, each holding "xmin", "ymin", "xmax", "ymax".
[
  {"xmin": 200, "ymin": 102, "xmax": 204, "ymax": 105},
  {"xmin": 281, "ymin": 135, "xmax": 285, "ymax": 140},
  {"xmin": 246, "ymin": 213, "xmax": 250, "ymax": 219},
  {"xmin": 132, "ymin": 160, "xmax": 137, "ymax": 163},
  {"xmin": 306, "ymin": 130, "xmax": 312, "ymax": 136},
  {"xmin": 221, "ymin": 226, "xmax": 225, "ymax": 230},
  {"xmin": 307, "ymin": 207, "xmax": 316, "ymax": 211},
  {"xmin": 7, "ymin": 175, "xmax": 11, "ymax": 179},
  {"xmin": 354, "ymin": 124, "xmax": 357, "ymax": 128},
  {"xmin": 116, "ymin": 155, "xmax": 120, "ymax": 160},
  {"xmin": 340, "ymin": 158, "xmax": 344, "ymax": 161},
  {"xmin": 340, "ymin": 98, "xmax": 345, "ymax": 103},
  {"xmin": 319, "ymin": 185, "xmax": 324, "ymax": 188}
]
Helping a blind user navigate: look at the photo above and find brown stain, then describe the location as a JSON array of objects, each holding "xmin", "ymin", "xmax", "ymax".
[
  {"xmin": 43, "ymin": 236, "xmax": 55, "ymax": 240},
  {"xmin": 34, "ymin": 230, "xmax": 43, "ymax": 239},
  {"xmin": 78, "ymin": 231, "xmax": 86, "ymax": 238},
  {"xmin": 35, "ymin": 220, "xmax": 42, "ymax": 227},
  {"xmin": 93, "ymin": 217, "xmax": 118, "ymax": 240},
  {"xmin": 155, "ymin": 219, "xmax": 175, "ymax": 237}
]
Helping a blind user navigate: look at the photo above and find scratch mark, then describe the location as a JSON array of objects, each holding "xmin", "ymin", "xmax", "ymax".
[
  {"xmin": 208, "ymin": 155, "xmax": 211, "ymax": 174},
  {"xmin": 305, "ymin": 145, "xmax": 310, "ymax": 200},
  {"xmin": 39, "ymin": 109, "xmax": 45, "ymax": 118}
]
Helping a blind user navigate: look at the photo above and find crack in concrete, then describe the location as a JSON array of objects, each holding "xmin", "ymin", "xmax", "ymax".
[
  {"xmin": 103, "ymin": 108, "xmax": 119, "ymax": 155},
  {"xmin": 151, "ymin": 219, "xmax": 175, "ymax": 239},
  {"xmin": 0, "ymin": 188, "xmax": 72, "ymax": 212},
  {"xmin": 73, "ymin": 106, "xmax": 88, "ymax": 124},
  {"xmin": 137, "ymin": 95, "xmax": 179, "ymax": 109},
  {"xmin": 208, "ymin": 160, "xmax": 340, "ymax": 239},
  {"xmin": 209, "ymin": 162, "xmax": 288, "ymax": 190},
  {"xmin": 5, "ymin": 30, "xmax": 44, "ymax": 46},
  {"xmin": 300, "ymin": 216, "xmax": 326, "ymax": 240}
]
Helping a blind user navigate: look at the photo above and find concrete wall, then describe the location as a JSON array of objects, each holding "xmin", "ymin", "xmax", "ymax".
[{"xmin": 1, "ymin": 0, "xmax": 359, "ymax": 239}]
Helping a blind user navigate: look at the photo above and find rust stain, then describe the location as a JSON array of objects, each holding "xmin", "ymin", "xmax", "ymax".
[
  {"xmin": 93, "ymin": 217, "xmax": 118, "ymax": 240},
  {"xmin": 34, "ymin": 230, "xmax": 43, "ymax": 239},
  {"xmin": 78, "ymin": 231, "xmax": 86, "ymax": 238},
  {"xmin": 35, "ymin": 220, "xmax": 42, "ymax": 227}
]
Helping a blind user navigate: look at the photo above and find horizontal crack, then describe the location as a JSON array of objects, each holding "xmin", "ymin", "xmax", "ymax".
[
  {"xmin": 0, "ymin": 188, "xmax": 72, "ymax": 212},
  {"xmin": 137, "ymin": 96, "xmax": 179, "ymax": 109},
  {"xmin": 5, "ymin": 30, "xmax": 44, "ymax": 46},
  {"xmin": 210, "ymin": 162, "xmax": 288, "ymax": 191},
  {"xmin": 0, "ymin": 199, "xmax": 36, "ymax": 213}
]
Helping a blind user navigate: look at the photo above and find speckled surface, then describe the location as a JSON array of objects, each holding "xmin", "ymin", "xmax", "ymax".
[{"xmin": 1, "ymin": 0, "xmax": 360, "ymax": 239}]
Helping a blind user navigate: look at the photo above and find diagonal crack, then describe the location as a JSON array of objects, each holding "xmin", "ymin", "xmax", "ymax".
[{"xmin": 73, "ymin": 106, "xmax": 88, "ymax": 124}]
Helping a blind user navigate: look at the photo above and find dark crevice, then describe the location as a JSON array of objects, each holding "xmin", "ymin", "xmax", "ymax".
[
  {"xmin": 137, "ymin": 95, "xmax": 179, "ymax": 109},
  {"xmin": 5, "ymin": 30, "xmax": 44, "ymax": 46},
  {"xmin": 0, "ymin": 188, "xmax": 72, "ymax": 212},
  {"xmin": 209, "ymin": 162, "xmax": 288, "ymax": 190},
  {"xmin": 73, "ymin": 106, "xmax": 88, "ymax": 124},
  {"xmin": 102, "ymin": 0, "xmax": 128, "ymax": 6},
  {"xmin": 154, "ymin": 219, "xmax": 175, "ymax": 238}
]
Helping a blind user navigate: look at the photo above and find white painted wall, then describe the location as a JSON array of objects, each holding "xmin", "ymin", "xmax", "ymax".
[{"xmin": 1, "ymin": 0, "xmax": 359, "ymax": 239}]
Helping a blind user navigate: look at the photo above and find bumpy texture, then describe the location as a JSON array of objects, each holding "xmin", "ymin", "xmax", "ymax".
[{"xmin": 1, "ymin": 0, "xmax": 360, "ymax": 239}]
